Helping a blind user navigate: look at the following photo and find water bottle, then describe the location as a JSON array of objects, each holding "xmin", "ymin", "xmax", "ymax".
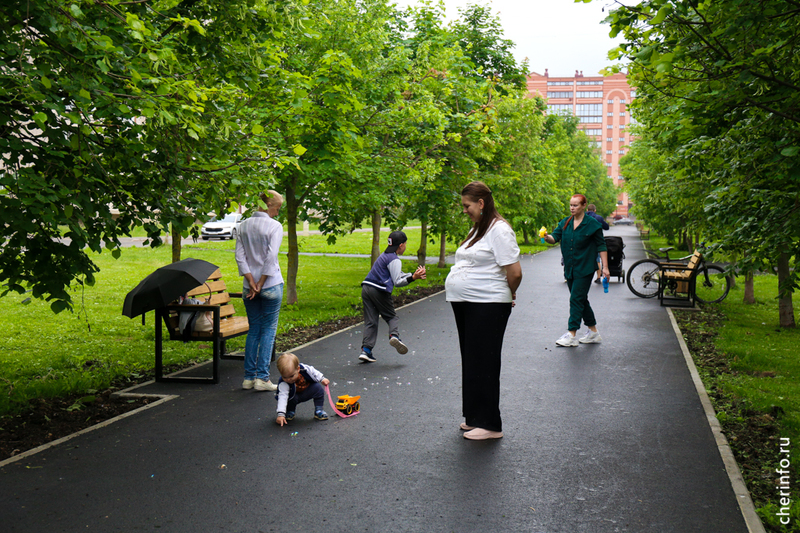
[{"xmin": 602, "ymin": 276, "xmax": 609, "ymax": 293}]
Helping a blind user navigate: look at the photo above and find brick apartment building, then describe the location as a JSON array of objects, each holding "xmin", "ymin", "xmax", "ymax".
[{"xmin": 526, "ymin": 70, "xmax": 636, "ymax": 218}]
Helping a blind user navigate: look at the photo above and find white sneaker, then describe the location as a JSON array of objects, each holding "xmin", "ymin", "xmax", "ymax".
[
  {"xmin": 579, "ymin": 330, "xmax": 602, "ymax": 344},
  {"xmin": 555, "ymin": 332, "xmax": 579, "ymax": 347},
  {"xmin": 389, "ymin": 336, "xmax": 408, "ymax": 354},
  {"xmin": 242, "ymin": 379, "xmax": 255, "ymax": 390},
  {"xmin": 254, "ymin": 379, "xmax": 278, "ymax": 391}
]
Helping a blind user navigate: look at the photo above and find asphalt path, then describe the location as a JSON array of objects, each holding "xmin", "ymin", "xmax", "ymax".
[{"xmin": 1, "ymin": 226, "xmax": 750, "ymax": 532}]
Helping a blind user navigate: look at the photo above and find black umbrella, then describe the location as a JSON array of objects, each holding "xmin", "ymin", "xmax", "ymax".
[{"xmin": 122, "ymin": 258, "xmax": 219, "ymax": 318}]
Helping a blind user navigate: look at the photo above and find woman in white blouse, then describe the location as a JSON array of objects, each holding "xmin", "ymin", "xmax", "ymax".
[{"xmin": 445, "ymin": 182, "xmax": 522, "ymax": 441}]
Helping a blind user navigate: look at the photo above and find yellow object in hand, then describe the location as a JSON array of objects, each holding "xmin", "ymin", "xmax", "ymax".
[{"xmin": 538, "ymin": 226, "xmax": 547, "ymax": 239}]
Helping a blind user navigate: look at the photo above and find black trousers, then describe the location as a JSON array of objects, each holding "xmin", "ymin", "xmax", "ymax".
[{"xmin": 451, "ymin": 301, "xmax": 512, "ymax": 432}]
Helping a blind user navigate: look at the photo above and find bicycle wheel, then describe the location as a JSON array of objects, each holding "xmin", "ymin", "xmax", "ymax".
[
  {"xmin": 694, "ymin": 265, "xmax": 731, "ymax": 304},
  {"xmin": 626, "ymin": 259, "xmax": 661, "ymax": 298}
]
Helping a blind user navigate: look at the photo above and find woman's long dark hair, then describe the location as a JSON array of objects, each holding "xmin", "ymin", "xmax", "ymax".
[{"xmin": 461, "ymin": 181, "xmax": 506, "ymax": 248}]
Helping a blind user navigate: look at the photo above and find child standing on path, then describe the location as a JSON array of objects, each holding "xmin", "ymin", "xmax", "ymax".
[
  {"xmin": 275, "ymin": 353, "xmax": 329, "ymax": 426},
  {"xmin": 359, "ymin": 231, "xmax": 426, "ymax": 363}
]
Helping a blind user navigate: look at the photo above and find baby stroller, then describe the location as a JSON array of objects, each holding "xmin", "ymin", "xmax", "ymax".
[{"xmin": 604, "ymin": 237, "xmax": 626, "ymax": 282}]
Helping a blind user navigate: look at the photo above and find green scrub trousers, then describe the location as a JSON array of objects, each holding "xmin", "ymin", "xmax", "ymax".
[{"xmin": 566, "ymin": 274, "xmax": 596, "ymax": 332}]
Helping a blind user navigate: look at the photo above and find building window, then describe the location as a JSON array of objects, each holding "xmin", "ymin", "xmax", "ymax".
[
  {"xmin": 576, "ymin": 104, "xmax": 602, "ymax": 114},
  {"xmin": 607, "ymin": 163, "xmax": 613, "ymax": 167},
  {"xmin": 618, "ymin": 175, "xmax": 625, "ymax": 180},
  {"xmin": 583, "ymin": 129, "xmax": 602, "ymax": 136},
  {"xmin": 547, "ymin": 104, "xmax": 573, "ymax": 114},
  {"xmin": 619, "ymin": 137, "xmax": 625, "ymax": 142},
  {"xmin": 547, "ymin": 81, "xmax": 573, "ymax": 86},
  {"xmin": 577, "ymin": 80, "xmax": 603, "ymax": 85},
  {"xmin": 619, "ymin": 125, "xmax": 625, "ymax": 130},
  {"xmin": 608, "ymin": 112, "xmax": 614, "ymax": 116},
  {"xmin": 607, "ymin": 125, "xmax": 613, "ymax": 129},
  {"xmin": 620, "ymin": 112, "xmax": 626, "ymax": 116},
  {"xmin": 619, "ymin": 150, "xmax": 626, "ymax": 154},
  {"xmin": 617, "ymin": 200, "xmax": 624, "ymax": 205},
  {"xmin": 630, "ymin": 90, "xmax": 636, "ymax": 98},
  {"xmin": 578, "ymin": 116, "xmax": 602, "ymax": 123},
  {"xmin": 606, "ymin": 150, "xmax": 612, "ymax": 154},
  {"xmin": 577, "ymin": 91, "xmax": 603, "ymax": 98},
  {"xmin": 620, "ymin": 99, "xmax": 626, "ymax": 104},
  {"xmin": 607, "ymin": 137, "xmax": 613, "ymax": 142},
  {"xmin": 547, "ymin": 91, "xmax": 573, "ymax": 98}
]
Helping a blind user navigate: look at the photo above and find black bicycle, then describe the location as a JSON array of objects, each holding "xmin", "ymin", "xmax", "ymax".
[{"xmin": 626, "ymin": 246, "xmax": 731, "ymax": 303}]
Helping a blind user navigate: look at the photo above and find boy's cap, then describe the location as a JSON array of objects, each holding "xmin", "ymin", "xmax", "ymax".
[{"xmin": 385, "ymin": 231, "xmax": 407, "ymax": 253}]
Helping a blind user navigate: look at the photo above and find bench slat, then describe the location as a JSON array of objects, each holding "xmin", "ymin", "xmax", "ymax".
[
  {"xmin": 205, "ymin": 292, "xmax": 231, "ymax": 306},
  {"xmin": 186, "ymin": 279, "xmax": 227, "ymax": 297},
  {"xmin": 186, "ymin": 316, "xmax": 249, "ymax": 338}
]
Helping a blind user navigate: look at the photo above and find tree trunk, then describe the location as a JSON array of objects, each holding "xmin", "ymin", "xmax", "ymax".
[
  {"xmin": 743, "ymin": 271, "xmax": 755, "ymax": 304},
  {"xmin": 370, "ymin": 210, "xmax": 381, "ymax": 266},
  {"xmin": 777, "ymin": 252, "xmax": 796, "ymax": 328},
  {"xmin": 438, "ymin": 230, "xmax": 446, "ymax": 268},
  {"xmin": 417, "ymin": 221, "xmax": 427, "ymax": 266},
  {"xmin": 171, "ymin": 224, "xmax": 181, "ymax": 263},
  {"xmin": 285, "ymin": 177, "xmax": 300, "ymax": 305},
  {"xmin": 522, "ymin": 228, "xmax": 530, "ymax": 245}
]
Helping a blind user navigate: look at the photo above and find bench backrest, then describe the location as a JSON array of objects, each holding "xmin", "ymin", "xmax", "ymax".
[
  {"xmin": 166, "ymin": 269, "xmax": 239, "ymax": 335},
  {"xmin": 686, "ymin": 250, "xmax": 702, "ymax": 271}
]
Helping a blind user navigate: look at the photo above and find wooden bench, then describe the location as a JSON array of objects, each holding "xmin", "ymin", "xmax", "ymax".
[
  {"xmin": 658, "ymin": 250, "xmax": 702, "ymax": 307},
  {"xmin": 154, "ymin": 269, "xmax": 248, "ymax": 383}
]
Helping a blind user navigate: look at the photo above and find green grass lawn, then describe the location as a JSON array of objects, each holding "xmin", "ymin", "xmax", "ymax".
[
  {"xmin": 710, "ymin": 276, "xmax": 800, "ymax": 530},
  {"xmin": 0, "ymin": 242, "xmax": 448, "ymax": 416}
]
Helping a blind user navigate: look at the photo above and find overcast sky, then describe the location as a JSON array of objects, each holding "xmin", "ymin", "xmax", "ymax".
[{"xmin": 391, "ymin": 0, "xmax": 626, "ymax": 77}]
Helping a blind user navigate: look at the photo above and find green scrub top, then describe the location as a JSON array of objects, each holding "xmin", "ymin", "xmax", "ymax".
[{"xmin": 552, "ymin": 214, "xmax": 607, "ymax": 280}]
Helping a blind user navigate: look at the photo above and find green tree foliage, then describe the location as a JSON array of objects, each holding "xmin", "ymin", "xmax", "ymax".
[
  {"xmin": 0, "ymin": 0, "xmax": 297, "ymax": 312},
  {"xmin": 267, "ymin": 0, "xmax": 414, "ymax": 304},
  {"xmin": 604, "ymin": 0, "xmax": 800, "ymax": 327},
  {"xmin": 451, "ymin": 3, "xmax": 529, "ymax": 90},
  {"xmin": 1, "ymin": 0, "xmax": 614, "ymax": 313},
  {"xmin": 390, "ymin": 1, "xmax": 504, "ymax": 263}
]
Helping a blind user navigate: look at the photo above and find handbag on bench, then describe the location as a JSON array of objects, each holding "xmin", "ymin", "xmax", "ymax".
[{"xmin": 178, "ymin": 286, "xmax": 214, "ymax": 340}]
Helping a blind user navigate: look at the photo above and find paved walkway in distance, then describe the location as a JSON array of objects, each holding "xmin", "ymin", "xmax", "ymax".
[{"xmin": 1, "ymin": 226, "xmax": 754, "ymax": 532}]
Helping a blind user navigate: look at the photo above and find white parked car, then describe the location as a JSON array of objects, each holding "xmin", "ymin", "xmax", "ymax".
[{"xmin": 201, "ymin": 213, "xmax": 243, "ymax": 240}]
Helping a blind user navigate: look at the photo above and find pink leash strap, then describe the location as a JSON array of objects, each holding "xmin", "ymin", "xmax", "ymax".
[{"xmin": 325, "ymin": 384, "xmax": 360, "ymax": 418}]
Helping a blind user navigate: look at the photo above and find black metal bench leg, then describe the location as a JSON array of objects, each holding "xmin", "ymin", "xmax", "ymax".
[
  {"xmin": 155, "ymin": 308, "xmax": 164, "ymax": 382},
  {"xmin": 211, "ymin": 306, "xmax": 220, "ymax": 384},
  {"xmin": 153, "ymin": 306, "xmax": 219, "ymax": 384}
]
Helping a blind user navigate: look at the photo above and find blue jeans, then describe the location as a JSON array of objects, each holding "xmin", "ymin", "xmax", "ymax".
[{"xmin": 242, "ymin": 283, "xmax": 283, "ymax": 380}]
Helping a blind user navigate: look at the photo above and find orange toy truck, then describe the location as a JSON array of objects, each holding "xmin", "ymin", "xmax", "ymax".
[{"xmin": 335, "ymin": 395, "xmax": 361, "ymax": 415}]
